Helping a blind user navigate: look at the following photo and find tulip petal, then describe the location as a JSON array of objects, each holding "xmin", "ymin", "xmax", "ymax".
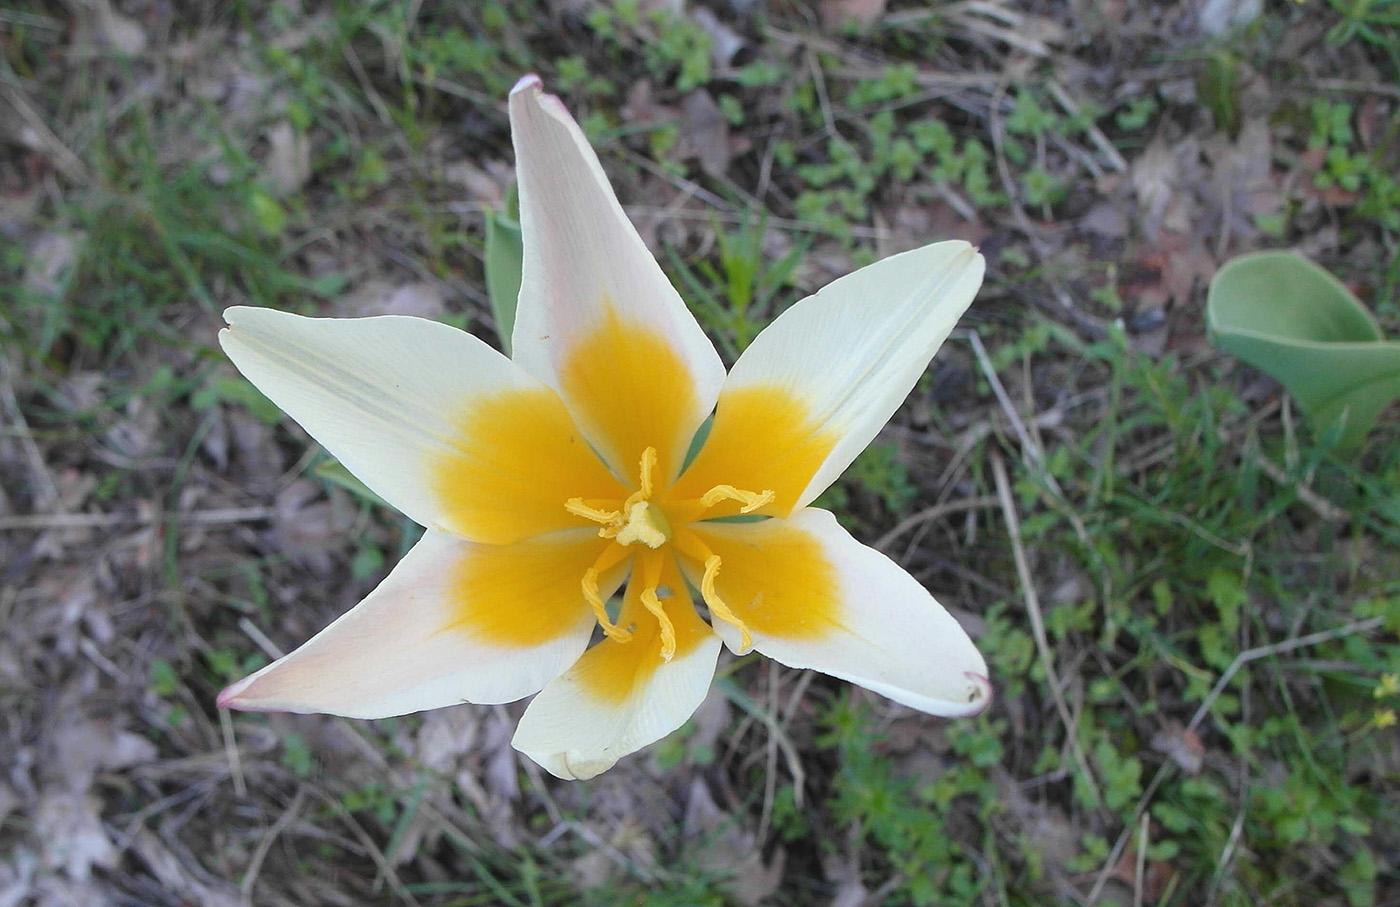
[
  {"xmin": 512, "ymin": 555, "xmax": 720, "ymax": 779},
  {"xmin": 672, "ymin": 241, "xmax": 983, "ymax": 515},
  {"xmin": 220, "ymin": 307, "xmax": 626, "ymax": 545},
  {"xmin": 507, "ymin": 76, "xmax": 725, "ymax": 482},
  {"xmin": 218, "ymin": 530, "xmax": 627, "ymax": 718},
  {"xmin": 682, "ymin": 508, "xmax": 990, "ymax": 717}
]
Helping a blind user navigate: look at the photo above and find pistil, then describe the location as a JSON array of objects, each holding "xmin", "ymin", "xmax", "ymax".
[{"xmin": 614, "ymin": 500, "xmax": 671, "ymax": 548}]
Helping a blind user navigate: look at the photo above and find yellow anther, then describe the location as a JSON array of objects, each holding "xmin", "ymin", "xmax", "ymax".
[
  {"xmin": 583, "ymin": 566, "xmax": 632, "ymax": 643},
  {"xmin": 638, "ymin": 446, "xmax": 658, "ymax": 498},
  {"xmin": 700, "ymin": 555, "xmax": 753, "ymax": 652},
  {"xmin": 700, "ymin": 484, "xmax": 775, "ymax": 514},
  {"xmin": 639, "ymin": 587, "xmax": 677, "ymax": 661},
  {"xmin": 565, "ymin": 498, "xmax": 621, "ymax": 525}
]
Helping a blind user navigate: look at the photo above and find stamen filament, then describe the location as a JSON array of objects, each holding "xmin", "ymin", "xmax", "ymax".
[
  {"xmin": 639, "ymin": 589, "xmax": 677, "ymax": 661},
  {"xmin": 672, "ymin": 529, "xmax": 754, "ymax": 652},
  {"xmin": 699, "ymin": 484, "xmax": 775, "ymax": 514},
  {"xmin": 701, "ymin": 555, "xmax": 754, "ymax": 653},
  {"xmin": 565, "ymin": 498, "xmax": 621, "ymax": 524},
  {"xmin": 637, "ymin": 549, "xmax": 676, "ymax": 660},
  {"xmin": 582, "ymin": 543, "xmax": 634, "ymax": 643},
  {"xmin": 638, "ymin": 446, "xmax": 657, "ymax": 499}
]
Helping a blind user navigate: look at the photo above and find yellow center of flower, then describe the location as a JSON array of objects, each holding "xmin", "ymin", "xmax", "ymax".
[{"xmin": 563, "ymin": 445, "xmax": 767, "ymax": 661}]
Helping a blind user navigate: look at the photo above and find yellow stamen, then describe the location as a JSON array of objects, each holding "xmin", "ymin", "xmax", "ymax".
[
  {"xmin": 698, "ymin": 553, "xmax": 753, "ymax": 653},
  {"xmin": 565, "ymin": 498, "xmax": 621, "ymax": 525},
  {"xmin": 582, "ymin": 543, "xmax": 634, "ymax": 643},
  {"xmin": 583, "ymin": 567, "xmax": 630, "ymax": 642},
  {"xmin": 638, "ymin": 446, "xmax": 658, "ymax": 498},
  {"xmin": 635, "ymin": 550, "xmax": 676, "ymax": 660},
  {"xmin": 639, "ymin": 587, "xmax": 677, "ymax": 661},
  {"xmin": 699, "ymin": 484, "xmax": 775, "ymax": 514}
]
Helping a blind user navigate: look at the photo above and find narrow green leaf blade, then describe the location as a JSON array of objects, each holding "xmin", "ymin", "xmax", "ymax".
[
  {"xmin": 484, "ymin": 207, "xmax": 524, "ymax": 357},
  {"xmin": 313, "ymin": 459, "xmax": 391, "ymax": 508}
]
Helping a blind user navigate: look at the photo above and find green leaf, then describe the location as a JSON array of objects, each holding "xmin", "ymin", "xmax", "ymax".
[
  {"xmin": 1206, "ymin": 251, "xmax": 1400, "ymax": 449},
  {"xmin": 313, "ymin": 459, "xmax": 390, "ymax": 508},
  {"xmin": 483, "ymin": 189, "xmax": 524, "ymax": 356},
  {"xmin": 248, "ymin": 186, "xmax": 287, "ymax": 236}
]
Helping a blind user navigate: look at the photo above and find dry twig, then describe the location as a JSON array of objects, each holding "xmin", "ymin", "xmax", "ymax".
[{"xmin": 990, "ymin": 451, "xmax": 1107, "ymax": 814}]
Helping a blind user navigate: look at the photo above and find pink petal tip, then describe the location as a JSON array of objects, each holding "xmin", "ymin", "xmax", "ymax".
[
  {"xmin": 965, "ymin": 672, "xmax": 994, "ymax": 714},
  {"xmin": 216, "ymin": 676, "xmax": 254, "ymax": 710},
  {"xmin": 510, "ymin": 73, "xmax": 543, "ymax": 96}
]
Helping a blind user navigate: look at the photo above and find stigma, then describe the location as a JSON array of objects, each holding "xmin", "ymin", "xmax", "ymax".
[{"xmin": 614, "ymin": 500, "xmax": 671, "ymax": 548}]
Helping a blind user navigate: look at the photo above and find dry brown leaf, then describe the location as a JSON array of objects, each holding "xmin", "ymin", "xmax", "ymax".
[
  {"xmin": 129, "ymin": 830, "xmax": 242, "ymax": 907},
  {"xmin": 682, "ymin": 779, "xmax": 785, "ymax": 906},
  {"xmin": 35, "ymin": 793, "xmax": 116, "ymax": 881},
  {"xmin": 1203, "ymin": 117, "xmax": 1278, "ymax": 237},
  {"xmin": 686, "ymin": 687, "xmax": 732, "ymax": 761},
  {"xmin": 273, "ymin": 479, "xmax": 355, "ymax": 560},
  {"xmin": 23, "ymin": 232, "xmax": 84, "ymax": 300},
  {"xmin": 1198, "ymin": 0, "xmax": 1262, "ymax": 36},
  {"xmin": 413, "ymin": 708, "xmax": 481, "ymax": 774},
  {"xmin": 821, "ymin": 845, "xmax": 867, "ymax": 907},
  {"xmin": 1108, "ymin": 842, "xmax": 1175, "ymax": 905},
  {"xmin": 678, "ymin": 91, "xmax": 732, "ymax": 177},
  {"xmin": 819, "ymin": 0, "xmax": 886, "ymax": 29},
  {"xmin": 444, "ymin": 159, "xmax": 514, "ymax": 206},
  {"xmin": 336, "ymin": 280, "xmax": 447, "ymax": 319},
  {"xmin": 621, "ymin": 81, "xmax": 678, "ymax": 127},
  {"xmin": 1151, "ymin": 721, "xmax": 1205, "ymax": 775},
  {"xmin": 73, "ymin": 0, "xmax": 147, "ymax": 54},
  {"xmin": 690, "ymin": 8, "xmax": 746, "ymax": 66},
  {"xmin": 1131, "ymin": 137, "xmax": 1200, "ymax": 239}
]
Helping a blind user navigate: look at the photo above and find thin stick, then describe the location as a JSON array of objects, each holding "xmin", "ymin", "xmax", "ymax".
[
  {"xmin": 875, "ymin": 496, "xmax": 999, "ymax": 551},
  {"xmin": 0, "ymin": 80, "xmax": 90, "ymax": 182},
  {"xmin": 0, "ymin": 358, "xmax": 61, "ymax": 512},
  {"xmin": 238, "ymin": 618, "xmax": 286, "ymax": 661},
  {"xmin": 757, "ymin": 660, "xmax": 781, "ymax": 842},
  {"xmin": 1187, "ymin": 617, "xmax": 1383, "ymax": 732},
  {"xmin": 1047, "ymin": 80, "xmax": 1127, "ymax": 173},
  {"xmin": 220, "ymin": 706, "xmax": 247, "ymax": 798},
  {"xmin": 306, "ymin": 785, "xmax": 421, "ymax": 905},
  {"xmin": 970, "ymin": 329, "xmax": 1098, "ymax": 560},
  {"xmin": 968, "ymin": 330, "xmax": 1042, "ymax": 466},
  {"xmin": 1244, "ymin": 448, "xmax": 1348, "ymax": 523},
  {"xmin": 0, "ymin": 505, "xmax": 275, "ymax": 531},
  {"xmin": 1134, "ymin": 813, "xmax": 1148, "ymax": 907},
  {"xmin": 1204, "ymin": 806, "xmax": 1248, "ymax": 907},
  {"xmin": 241, "ymin": 789, "xmax": 305, "ymax": 905},
  {"xmin": 990, "ymin": 451, "xmax": 1106, "ymax": 814}
]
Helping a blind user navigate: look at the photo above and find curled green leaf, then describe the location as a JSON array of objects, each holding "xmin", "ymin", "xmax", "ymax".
[{"xmin": 1206, "ymin": 251, "xmax": 1400, "ymax": 449}]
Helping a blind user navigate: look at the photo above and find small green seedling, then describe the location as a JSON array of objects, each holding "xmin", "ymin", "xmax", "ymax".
[{"xmin": 1206, "ymin": 251, "xmax": 1400, "ymax": 449}]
